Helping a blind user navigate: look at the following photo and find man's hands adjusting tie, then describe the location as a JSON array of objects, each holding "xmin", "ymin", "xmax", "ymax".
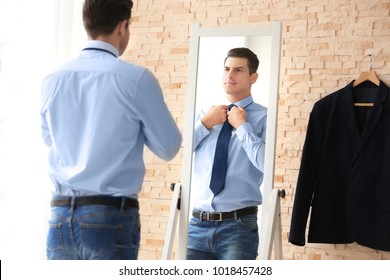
[
  {"xmin": 201, "ymin": 104, "xmax": 246, "ymax": 130},
  {"xmin": 207, "ymin": 104, "xmax": 247, "ymax": 196}
]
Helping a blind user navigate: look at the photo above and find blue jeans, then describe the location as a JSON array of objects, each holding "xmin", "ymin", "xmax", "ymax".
[
  {"xmin": 47, "ymin": 200, "xmax": 140, "ymax": 260},
  {"xmin": 187, "ymin": 213, "xmax": 259, "ymax": 260}
]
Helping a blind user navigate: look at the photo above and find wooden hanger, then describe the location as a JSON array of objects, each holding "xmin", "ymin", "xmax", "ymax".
[
  {"xmin": 353, "ymin": 70, "xmax": 380, "ymax": 87},
  {"xmin": 353, "ymin": 71, "xmax": 379, "ymax": 107},
  {"xmin": 354, "ymin": 101, "xmax": 374, "ymax": 107},
  {"xmin": 353, "ymin": 55, "xmax": 379, "ymax": 107}
]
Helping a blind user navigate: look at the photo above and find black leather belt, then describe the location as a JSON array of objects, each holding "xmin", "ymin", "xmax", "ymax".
[
  {"xmin": 50, "ymin": 196, "xmax": 139, "ymax": 209},
  {"xmin": 192, "ymin": 206, "xmax": 257, "ymax": 221}
]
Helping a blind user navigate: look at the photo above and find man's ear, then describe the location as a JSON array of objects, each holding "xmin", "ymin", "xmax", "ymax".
[
  {"xmin": 117, "ymin": 19, "xmax": 128, "ymax": 36},
  {"xmin": 250, "ymin": 72, "xmax": 258, "ymax": 84}
]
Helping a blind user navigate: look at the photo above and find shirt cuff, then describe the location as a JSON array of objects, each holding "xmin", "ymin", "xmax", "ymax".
[
  {"xmin": 195, "ymin": 119, "xmax": 210, "ymax": 139},
  {"xmin": 235, "ymin": 122, "xmax": 253, "ymax": 140}
]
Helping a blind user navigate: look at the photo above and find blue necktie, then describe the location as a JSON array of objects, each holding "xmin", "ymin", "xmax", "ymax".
[{"xmin": 209, "ymin": 104, "xmax": 235, "ymax": 196}]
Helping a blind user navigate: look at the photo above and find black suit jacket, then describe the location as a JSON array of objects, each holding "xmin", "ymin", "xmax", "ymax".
[{"xmin": 289, "ymin": 80, "xmax": 390, "ymax": 251}]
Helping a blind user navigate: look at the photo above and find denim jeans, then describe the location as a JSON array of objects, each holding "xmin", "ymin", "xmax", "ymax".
[
  {"xmin": 187, "ymin": 213, "xmax": 259, "ymax": 260},
  {"xmin": 47, "ymin": 201, "xmax": 140, "ymax": 260}
]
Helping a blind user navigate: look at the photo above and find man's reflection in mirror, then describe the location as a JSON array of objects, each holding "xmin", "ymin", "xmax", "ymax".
[{"xmin": 188, "ymin": 48, "xmax": 267, "ymax": 260}]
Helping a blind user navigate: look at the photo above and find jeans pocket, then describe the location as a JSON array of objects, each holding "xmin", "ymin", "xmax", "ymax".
[
  {"xmin": 80, "ymin": 223, "xmax": 131, "ymax": 259},
  {"xmin": 238, "ymin": 215, "xmax": 258, "ymax": 230},
  {"xmin": 46, "ymin": 223, "xmax": 66, "ymax": 260},
  {"xmin": 80, "ymin": 223, "xmax": 123, "ymax": 250},
  {"xmin": 77, "ymin": 207, "xmax": 140, "ymax": 259}
]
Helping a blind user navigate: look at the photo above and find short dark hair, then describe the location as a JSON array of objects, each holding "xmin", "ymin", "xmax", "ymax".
[
  {"xmin": 82, "ymin": 0, "xmax": 133, "ymax": 38},
  {"xmin": 224, "ymin": 47, "xmax": 259, "ymax": 74}
]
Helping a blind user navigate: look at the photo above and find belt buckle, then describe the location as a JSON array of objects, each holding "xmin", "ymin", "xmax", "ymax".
[
  {"xmin": 214, "ymin": 212, "xmax": 223, "ymax": 221},
  {"xmin": 199, "ymin": 211, "xmax": 223, "ymax": 221}
]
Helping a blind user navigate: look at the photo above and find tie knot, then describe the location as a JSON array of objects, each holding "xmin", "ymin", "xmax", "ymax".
[{"xmin": 228, "ymin": 104, "xmax": 236, "ymax": 110}]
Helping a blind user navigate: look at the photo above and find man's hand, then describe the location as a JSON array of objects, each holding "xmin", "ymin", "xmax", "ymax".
[
  {"xmin": 201, "ymin": 105, "xmax": 229, "ymax": 130},
  {"xmin": 228, "ymin": 106, "xmax": 246, "ymax": 129}
]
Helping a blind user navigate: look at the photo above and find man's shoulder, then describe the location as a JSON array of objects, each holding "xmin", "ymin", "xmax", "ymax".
[
  {"xmin": 115, "ymin": 59, "xmax": 146, "ymax": 72},
  {"xmin": 111, "ymin": 59, "xmax": 157, "ymax": 82},
  {"xmin": 249, "ymin": 101, "xmax": 267, "ymax": 112},
  {"xmin": 44, "ymin": 57, "xmax": 151, "ymax": 82}
]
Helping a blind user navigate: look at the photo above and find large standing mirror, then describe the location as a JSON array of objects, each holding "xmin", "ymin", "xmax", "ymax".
[{"xmin": 176, "ymin": 23, "xmax": 282, "ymax": 259}]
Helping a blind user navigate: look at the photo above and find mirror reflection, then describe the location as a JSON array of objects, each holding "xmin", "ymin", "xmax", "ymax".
[
  {"xmin": 196, "ymin": 36, "xmax": 272, "ymax": 109},
  {"xmin": 187, "ymin": 35, "xmax": 273, "ymax": 260}
]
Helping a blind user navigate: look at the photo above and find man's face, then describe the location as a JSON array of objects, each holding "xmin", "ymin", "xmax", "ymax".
[{"xmin": 222, "ymin": 57, "xmax": 258, "ymax": 101}]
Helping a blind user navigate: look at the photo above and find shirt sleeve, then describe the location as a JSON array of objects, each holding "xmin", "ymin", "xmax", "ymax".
[
  {"xmin": 234, "ymin": 120, "xmax": 266, "ymax": 172},
  {"xmin": 40, "ymin": 114, "xmax": 52, "ymax": 147},
  {"xmin": 40, "ymin": 79, "xmax": 52, "ymax": 147},
  {"xmin": 193, "ymin": 122, "xmax": 210, "ymax": 151},
  {"xmin": 289, "ymin": 103, "xmax": 324, "ymax": 246},
  {"xmin": 192, "ymin": 106, "xmax": 212, "ymax": 151},
  {"xmin": 135, "ymin": 69, "xmax": 182, "ymax": 161}
]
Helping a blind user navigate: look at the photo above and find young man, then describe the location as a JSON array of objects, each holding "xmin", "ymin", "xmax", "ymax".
[
  {"xmin": 40, "ymin": 0, "xmax": 181, "ymax": 260},
  {"xmin": 188, "ymin": 48, "xmax": 267, "ymax": 260}
]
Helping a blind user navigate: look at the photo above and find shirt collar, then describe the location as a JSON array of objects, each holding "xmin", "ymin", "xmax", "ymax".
[
  {"xmin": 83, "ymin": 40, "xmax": 120, "ymax": 57},
  {"xmin": 227, "ymin": 95, "xmax": 253, "ymax": 108}
]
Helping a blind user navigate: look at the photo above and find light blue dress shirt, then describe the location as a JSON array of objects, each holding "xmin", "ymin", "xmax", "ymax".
[
  {"xmin": 191, "ymin": 95, "xmax": 267, "ymax": 212},
  {"xmin": 40, "ymin": 41, "xmax": 182, "ymax": 198}
]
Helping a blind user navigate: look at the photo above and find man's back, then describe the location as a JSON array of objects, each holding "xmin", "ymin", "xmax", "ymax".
[
  {"xmin": 42, "ymin": 0, "xmax": 182, "ymax": 260},
  {"xmin": 41, "ymin": 41, "xmax": 181, "ymax": 197}
]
